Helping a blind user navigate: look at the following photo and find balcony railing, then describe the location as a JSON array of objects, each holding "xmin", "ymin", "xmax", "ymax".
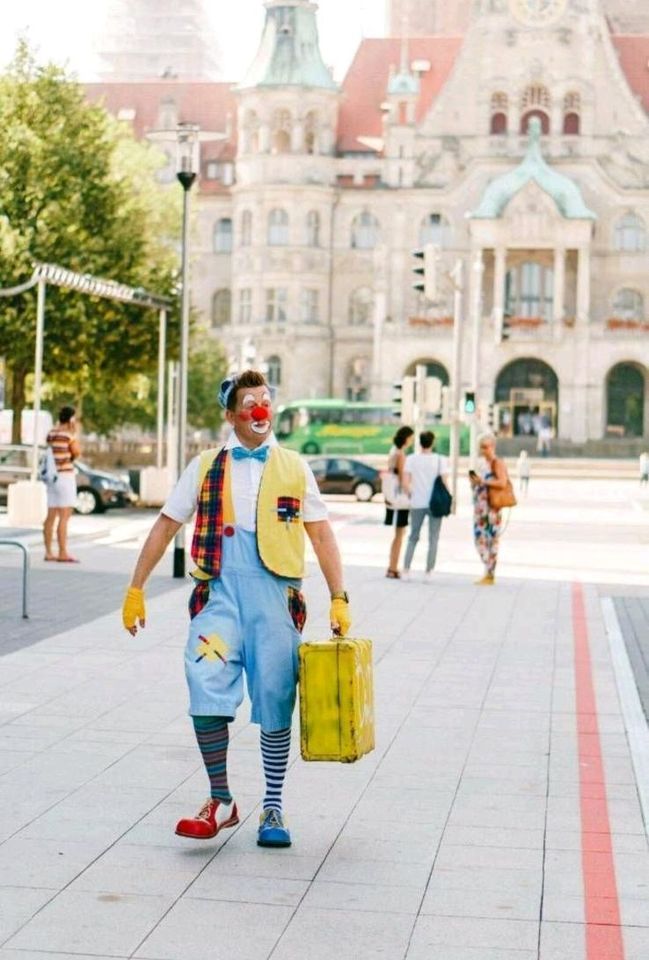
[{"xmin": 606, "ymin": 317, "xmax": 649, "ymax": 332}]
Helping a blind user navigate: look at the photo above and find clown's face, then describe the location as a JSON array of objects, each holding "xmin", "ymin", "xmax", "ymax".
[{"xmin": 226, "ymin": 385, "xmax": 273, "ymax": 448}]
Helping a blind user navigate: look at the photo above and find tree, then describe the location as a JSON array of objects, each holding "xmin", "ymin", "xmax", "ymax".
[
  {"xmin": 0, "ymin": 42, "xmax": 179, "ymax": 441},
  {"xmin": 187, "ymin": 337, "xmax": 228, "ymax": 435}
]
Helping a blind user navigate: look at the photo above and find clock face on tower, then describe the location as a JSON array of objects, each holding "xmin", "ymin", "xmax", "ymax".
[{"xmin": 509, "ymin": 0, "xmax": 567, "ymax": 25}]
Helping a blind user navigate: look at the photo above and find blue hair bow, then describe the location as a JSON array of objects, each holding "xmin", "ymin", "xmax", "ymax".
[{"xmin": 218, "ymin": 377, "xmax": 237, "ymax": 409}]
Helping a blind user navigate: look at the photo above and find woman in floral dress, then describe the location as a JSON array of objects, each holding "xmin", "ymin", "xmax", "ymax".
[{"xmin": 470, "ymin": 434, "xmax": 509, "ymax": 585}]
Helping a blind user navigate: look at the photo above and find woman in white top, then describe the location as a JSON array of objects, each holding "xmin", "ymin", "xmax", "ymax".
[
  {"xmin": 402, "ymin": 431, "xmax": 449, "ymax": 577},
  {"xmin": 384, "ymin": 425, "xmax": 414, "ymax": 579}
]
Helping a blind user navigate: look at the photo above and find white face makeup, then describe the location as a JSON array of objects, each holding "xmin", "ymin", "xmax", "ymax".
[{"xmin": 227, "ymin": 387, "xmax": 274, "ymax": 447}]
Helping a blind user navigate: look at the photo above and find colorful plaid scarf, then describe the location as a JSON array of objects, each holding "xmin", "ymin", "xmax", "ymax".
[{"xmin": 191, "ymin": 447, "xmax": 228, "ymax": 578}]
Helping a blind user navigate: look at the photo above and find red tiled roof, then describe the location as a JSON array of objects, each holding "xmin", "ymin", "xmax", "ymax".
[
  {"xmin": 85, "ymin": 81, "xmax": 238, "ymax": 193},
  {"xmin": 611, "ymin": 36, "xmax": 649, "ymax": 112},
  {"xmin": 338, "ymin": 37, "xmax": 464, "ymax": 153}
]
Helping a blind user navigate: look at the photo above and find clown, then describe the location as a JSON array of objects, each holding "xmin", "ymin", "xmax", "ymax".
[{"xmin": 122, "ymin": 370, "xmax": 351, "ymax": 847}]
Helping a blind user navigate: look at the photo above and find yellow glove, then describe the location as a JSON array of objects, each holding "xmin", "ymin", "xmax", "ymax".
[
  {"xmin": 123, "ymin": 586, "xmax": 146, "ymax": 635},
  {"xmin": 330, "ymin": 597, "xmax": 351, "ymax": 638}
]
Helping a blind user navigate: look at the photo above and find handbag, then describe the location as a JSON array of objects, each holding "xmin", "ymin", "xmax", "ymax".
[
  {"xmin": 487, "ymin": 461, "xmax": 517, "ymax": 510},
  {"xmin": 430, "ymin": 475, "xmax": 452, "ymax": 517},
  {"xmin": 381, "ymin": 472, "xmax": 410, "ymax": 510}
]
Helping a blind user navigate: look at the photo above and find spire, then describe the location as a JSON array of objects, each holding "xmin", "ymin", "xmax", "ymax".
[
  {"xmin": 470, "ymin": 117, "xmax": 596, "ymax": 220},
  {"xmin": 239, "ymin": 0, "xmax": 336, "ymax": 91},
  {"xmin": 387, "ymin": 5, "xmax": 419, "ymax": 97}
]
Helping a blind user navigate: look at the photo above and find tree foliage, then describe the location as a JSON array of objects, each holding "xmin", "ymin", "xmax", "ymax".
[{"xmin": 0, "ymin": 42, "xmax": 180, "ymax": 440}]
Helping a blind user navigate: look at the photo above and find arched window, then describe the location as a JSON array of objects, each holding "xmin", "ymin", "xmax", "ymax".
[
  {"xmin": 346, "ymin": 357, "xmax": 370, "ymax": 401},
  {"xmin": 213, "ymin": 218, "xmax": 233, "ymax": 254},
  {"xmin": 505, "ymin": 262, "xmax": 554, "ymax": 320},
  {"xmin": 349, "ymin": 287, "xmax": 374, "ymax": 325},
  {"xmin": 490, "ymin": 92, "xmax": 508, "ymax": 135},
  {"xmin": 240, "ymin": 210, "xmax": 252, "ymax": 247},
  {"xmin": 304, "ymin": 111, "xmax": 318, "ymax": 154},
  {"xmin": 268, "ymin": 208, "xmax": 289, "ymax": 246},
  {"xmin": 266, "ymin": 355, "xmax": 282, "ymax": 387},
  {"xmin": 607, "ymin": 363, "xmax": 645, "ymax": 437},
  {"xmin": 350, "ymin": 212, "xmax": 380, "ymax": 250},
  {"xmin": 614, "ymin": 213, "xmax": 647, "ymax": 253},
  {"xmin": 612, "ymin": 288, "xmax": 645, "ymax": 322},
  {"xmin": 305, "ymin": 210, "xmax": 320, "ymax": 247},
  {"xmin": 211, "ymin": 289, "xmax": 231, "ymax": 327},
  {"xmin": 419, "ymin": 213, "xmax": 450, "ymax": 248},
  {"xmin": 521, "ymin": 84, "xmax": 550, "ymax": 134},
  {"xmin": 271, "ymin": 109, "xmax": 292, "ymax": 154},
  {"xmin": 562, "ymin": 92, "xmax": 581, "ymax": 135},
  {"xmin": 244, "ymin": 110, "xmax": 260, "ymax": 153}
]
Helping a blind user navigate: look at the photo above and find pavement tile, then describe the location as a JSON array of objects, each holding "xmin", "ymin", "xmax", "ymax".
[
  {"xmin": 301, "ymin": 878, "xmax": 423, "ymax": 914},
  {"xmin": 6, "ymin": 890, "xmax": 174, "ymax": 956},
  {"xmin": 441, "ymin": 825, "xmax": 545, "ymax": 849},
  {"xmin": 269, "ymin": 907, "xmax": 413, "ymax": 960},
  {"xmin": 0, "ymin": 952, "xmax": 127, "ymax": 960},
  {"xmin": 317, "ymin": 855, "xmax": 431, "ymax": 887},
  {"xmin": 406, "ymin": 949, "xmax": 537, "ymax": 960},
  {"xmin": 0, "ymin": 837, "xmax": 109, "ymax": 889},
  {"xmin": 135, "ymin": 900, "xmax": 293, "ymax": 960},
  {"xmin": 407, "ymin": 916, "xmax": 539, "ymax": 955},
  {"xmin": 0, "ymin": 888, "xmax": 57, "ymax": 945},
  {"xmin": 420, "ymin": 884, "xmax": 541, "ymax": 921},
  {"xmin": 186, "ymin": 874, "xmax": 309, "ymax": 907}
]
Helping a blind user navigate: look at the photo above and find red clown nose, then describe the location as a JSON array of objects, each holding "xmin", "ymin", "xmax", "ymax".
[{"xmin": 251, "ymin": 405, "xmax": 270, "ymax": 422}]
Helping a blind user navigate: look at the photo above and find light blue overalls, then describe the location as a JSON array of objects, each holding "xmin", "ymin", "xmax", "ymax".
[{"xmin": 184, "ymin": 528, "xmax": 305, "ymax": 732}]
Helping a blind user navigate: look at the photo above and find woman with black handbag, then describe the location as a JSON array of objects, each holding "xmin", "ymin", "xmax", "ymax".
[
  {"xmin": 382, "ymin": 425, "xmax": 414, "ymax": 579},
  {"xmin": 469, "ymin": 433, "xmax": 516, "ymax": 585}
]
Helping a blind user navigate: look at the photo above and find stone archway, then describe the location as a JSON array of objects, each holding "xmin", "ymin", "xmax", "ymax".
[
  {"xmin": 495, "ymin": 357, "xmax": 559, "ymax": 437},
  {"xmin": 404, "ymin": 358, "xmax": 450, "ymax": 385},
  {"xmin": 606, "ymin": 362, "xmax": 645, "ymax": 438}
]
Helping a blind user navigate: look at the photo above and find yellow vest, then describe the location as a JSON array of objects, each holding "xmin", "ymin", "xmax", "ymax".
[{"xmin": 193, "ymin": 445, "xmax": 306, "ymax": 579}]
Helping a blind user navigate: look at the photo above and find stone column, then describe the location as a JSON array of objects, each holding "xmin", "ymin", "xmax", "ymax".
[
  {"xmin": 553, "ymin": 246, "xmax": 565, "ymax": 340},
  {"xmin": 493, "ymin": 245, "xmax": 506, "ymax": 342},
  {"xmin": 576, "ymin": 245, "xmax": 591, "ymax": 325}
]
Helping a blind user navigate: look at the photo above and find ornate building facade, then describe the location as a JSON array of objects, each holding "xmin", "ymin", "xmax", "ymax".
[{"xmin": 87, "ymin": 0, "xmax": 649, "ymax": 446}]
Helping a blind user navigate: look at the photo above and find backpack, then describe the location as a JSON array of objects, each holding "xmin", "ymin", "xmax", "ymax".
[
  {"xmin": 38, "ymin": 447, "xmax": 58, "ymax": 485},
  {"xmin": 430, "ymin": 475, "xmax": 452, "ymax": 517}
]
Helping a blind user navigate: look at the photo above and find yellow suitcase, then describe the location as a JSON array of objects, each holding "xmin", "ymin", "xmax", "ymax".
[{"xmin": 298, "ymin": 638, "xmax": 375, "ymax": 763}]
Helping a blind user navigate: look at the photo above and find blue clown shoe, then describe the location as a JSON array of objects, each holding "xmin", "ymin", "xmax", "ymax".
[{"xmin": 257, "ymin": 808, "xmax": 292, "ymax": 848}]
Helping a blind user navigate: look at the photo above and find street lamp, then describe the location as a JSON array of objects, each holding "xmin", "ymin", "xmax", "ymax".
[{"xmin": 173, "ymin": 123, "xmax": 199, "ymax": 579}]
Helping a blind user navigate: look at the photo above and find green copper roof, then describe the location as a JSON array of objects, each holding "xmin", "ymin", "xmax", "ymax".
[
  {"xmin": 240, "ymin": 1, "xmax": 337, "ymax": 91},
  {"xmin": 387, "ymin": 71, "xmax": 419, "ymax": 96},
  {"xmin": 471, "ymin": 118, "xmax": 596, "ymax": 220}
]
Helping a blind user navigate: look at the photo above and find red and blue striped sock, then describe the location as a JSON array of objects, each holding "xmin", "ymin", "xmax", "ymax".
[{"xmin": 192, "ymin": 716, "xmax": 232, "ymax": 803}]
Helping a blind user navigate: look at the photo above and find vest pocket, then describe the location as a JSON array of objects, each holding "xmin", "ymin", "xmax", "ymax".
[{"xmin": 287, "ymin": 586, "xmax": 307, "ymax": 633}]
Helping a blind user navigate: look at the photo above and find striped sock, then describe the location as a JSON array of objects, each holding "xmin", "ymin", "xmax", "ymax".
[
  {"xmin": 192, "ymin": 716, "xmax": 232, "ymax": 803},
  {"xmin": 260, "ymin": 727, "xmax": 291, "ymax": 813}
]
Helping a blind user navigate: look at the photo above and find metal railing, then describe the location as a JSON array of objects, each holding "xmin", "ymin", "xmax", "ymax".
[{"xmin": 0, "ymin": 540, "xmax": 30, "ymax": 619}]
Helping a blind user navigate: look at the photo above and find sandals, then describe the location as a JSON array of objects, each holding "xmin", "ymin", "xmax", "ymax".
[{"xmin": 386, "ymin": 569, "xmax": 401, "ymax": 579}]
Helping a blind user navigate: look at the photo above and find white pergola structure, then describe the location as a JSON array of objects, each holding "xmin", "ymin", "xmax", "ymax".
[{"xmin": 0, "ymin": 263, "xmax": 172, "ymax": 523}]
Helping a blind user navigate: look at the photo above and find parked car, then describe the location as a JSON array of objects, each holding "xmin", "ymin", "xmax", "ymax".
[
  {"xmin": 0, "ymin": 445, "xmax": 135, "ymax": 514},
  {"xmin": 74, "ymin": 461, "xmax": 136, "ymax": 514},
  {"xmin": 308, "ymin": 457, "xmax": 380, "ymax": 501}
]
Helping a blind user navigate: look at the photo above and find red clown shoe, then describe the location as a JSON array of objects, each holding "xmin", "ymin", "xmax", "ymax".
[{"xmin": 175, "ymin": 799, "xmax": 240, "ymax": 839}]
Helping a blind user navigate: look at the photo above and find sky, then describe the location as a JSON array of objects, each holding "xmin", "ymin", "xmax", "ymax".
[{"xmin": 0, "ymin": 0, "xmax": 387, "ymax": 82}]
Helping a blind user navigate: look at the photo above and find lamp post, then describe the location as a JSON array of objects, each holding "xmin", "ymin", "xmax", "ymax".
[{"xmin": 173, "ymin": 123, "xmax": 199, "ymax": 579}]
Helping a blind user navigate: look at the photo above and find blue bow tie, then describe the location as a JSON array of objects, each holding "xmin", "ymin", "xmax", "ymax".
[{"xmin": 232, "ymin": 445, "xmax": 270, "ymax": 463}]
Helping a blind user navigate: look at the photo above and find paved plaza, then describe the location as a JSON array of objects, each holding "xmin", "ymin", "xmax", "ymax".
[{"xmin": 0, "ymin": 475, "xmax": 648, "ymax": 960}]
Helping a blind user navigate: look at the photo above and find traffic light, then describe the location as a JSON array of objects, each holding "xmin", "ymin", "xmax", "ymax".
[
  {"xmin": 412, "ymin": 244, "xmax": 438, "ymax": 302},
  {"xmin": 501, "ymin": 315, "xmax": 511, "ymax": 341},
  {"xmin": 391, "ymin": 380, "xmax": 403, "ymax": 419},
  {"xmin": 391, "ymin": 377, "xmax": 415, "ymax": 423},
  {"xmin": 463, "ymin": 390, "xmax": 476, "ymax": 415}
]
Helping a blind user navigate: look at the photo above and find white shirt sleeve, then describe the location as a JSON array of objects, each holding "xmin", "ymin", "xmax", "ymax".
[
  {"xmin": 404, "ymin": 454, "xmax": 414, "ymax": 476},
  {"xmin": 161, "ymin": 456, "xmax": 201, "ymax": 524},
  {"xmin": 439, "ymin": 455, "xmax": 449, "ymax": 476},
  {"xmin": 302, "ymin": 461, "xmax": 329, "ymax": 523}
]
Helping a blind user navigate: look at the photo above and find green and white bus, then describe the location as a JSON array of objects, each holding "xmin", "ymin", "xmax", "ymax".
[{"xmin": 276, "ymin": 399, "xmax": 469, "ymax": 456}]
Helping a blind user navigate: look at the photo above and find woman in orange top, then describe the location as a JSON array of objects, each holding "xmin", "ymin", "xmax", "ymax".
[{"xmin": 43, "ymin": 405, "xmax": 81, "ymax": 562}]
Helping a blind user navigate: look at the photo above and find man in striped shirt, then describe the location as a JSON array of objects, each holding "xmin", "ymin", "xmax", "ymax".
[{"xmin": 43, "ymin": 405, "xmax": 81, "ymax": 562}]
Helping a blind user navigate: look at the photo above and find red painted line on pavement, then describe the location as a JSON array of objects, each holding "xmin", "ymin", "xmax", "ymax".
[{"xmin": 572, "ymin": 583, "xmax": 625, "ymax": 959}]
